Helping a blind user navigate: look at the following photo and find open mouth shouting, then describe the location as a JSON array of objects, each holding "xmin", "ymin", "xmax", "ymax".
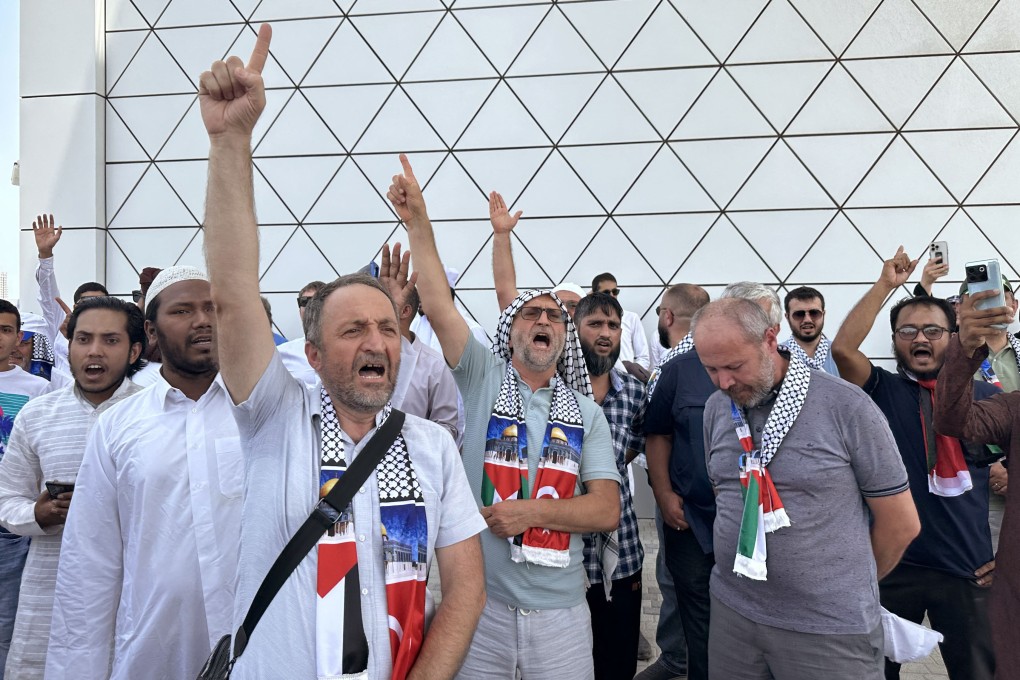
[
  {"xmin": 190, "ymin": 334, "xmax": 214, "ymax": 349},
  {"xmin": 910, "ymin": 344, "xmax": 934, "ymax": 362},
  {"xmin": 532, "ymin": 332, "xmax": 551, "ymax": 350},
  {"xmin": 357, "ymin": 361, "xmax": 387, "ymax": 382}
]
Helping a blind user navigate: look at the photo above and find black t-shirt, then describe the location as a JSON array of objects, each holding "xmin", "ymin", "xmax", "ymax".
[
  {"xmin": 644, "ymin": 349, "xmax": 717, "ymax": 554},
  {"xmin": 864, "ymin": 365, "xmax": 998, "ymax": 578}
]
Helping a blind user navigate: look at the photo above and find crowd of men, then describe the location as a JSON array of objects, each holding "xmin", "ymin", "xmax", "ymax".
[{"xmin": 1, "ymin": 24, "xmax": 1019, "ymax": 680}]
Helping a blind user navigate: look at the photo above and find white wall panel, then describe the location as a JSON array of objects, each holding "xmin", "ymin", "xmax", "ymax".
[{"xmin": 14, "ymin": 0, "xmax": 1020, "ymax": 357}]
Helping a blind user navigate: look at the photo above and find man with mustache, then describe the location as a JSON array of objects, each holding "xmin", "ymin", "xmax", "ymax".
[
  {"xmin": 570, "ymin": 293, "xmax": 647, "ymax": 680},
  {"xmin": 197, "ymin": 25, "xmax": 485, "ymax": 679},
  {"xmin": 0, "ymin": 296, "xmax": 145, "ymax": 679},
  {"xmin": 393, "ymin": 154, "xmax": 620, "ymax": 679},
  {"xmin": 46, "ymin": 267, "xmax": 243, "ymax": 680},
  {"xmin": 781, "ymin": 286, "xmax": 840, "ymax": 376},
  {"xmin": 833, "ymin": 247, "xmax": 1000, "ymax": 680},
  {"xmin": 699, "ymin": 298, "xmax": 918, "ymax": 679}
]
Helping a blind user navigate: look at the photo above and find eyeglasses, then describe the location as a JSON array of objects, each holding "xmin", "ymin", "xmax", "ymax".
[
  {"xmin": 131, "ymin": 290, "xmax": 143, "ymax": 303},
  {"xmin": 655, "ymin": 306, "xmax": 669, "ymax": 316},
  {"xmin": 297, "ymin": 295, "xmax": 314, "ymax": 308},
  {"xmin": 791, "ymin": 309, "xmax": 824, "ymax": 320},
  {"xmin": 601, "ymin": 288, "xmax": 621, "ymax": 297},
  {"xmin": 518, "ymin": 306, "xmax": 569, "ymax": 323},
  {"xmin": 895, "ymin": 325, "xmax": 949, "ymax": 341}
]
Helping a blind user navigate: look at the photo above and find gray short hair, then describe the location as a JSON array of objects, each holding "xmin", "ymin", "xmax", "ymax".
[
  {"xmin": 721, "ymin": 281, "xmax": 782, "ymax": 327},
  {"xmin": 691, "ymin": 298, "xmax": 773, "ymax": 346},
  {"xmin": 304, "ymin": 273, "xmax": 397, "ymax": 347}
]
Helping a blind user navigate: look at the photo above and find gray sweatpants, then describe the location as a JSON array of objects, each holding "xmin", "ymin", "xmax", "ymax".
[
  {"xmin": 708, "ymin": 596, "xmax": 885, "ymax": 680},
  {"xmin": 456, "ymin": 596, "xmax": 595, "ymax": 680}
]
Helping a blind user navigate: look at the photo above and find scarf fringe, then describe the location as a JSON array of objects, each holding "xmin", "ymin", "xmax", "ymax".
[
  {"xmin": 734, "ymin": 553, "xmax": 768, "ymax": 581},
  {"xmin": 928, "ymin": 470, "xmax": 974, "ymax": 497},
  {"xmin": 512, "ymin": 543, "xmax": 572, "ymax": 568},
  {"xmin": 762, "ymin": 508, "xmax": 791, "ymax": 533}
]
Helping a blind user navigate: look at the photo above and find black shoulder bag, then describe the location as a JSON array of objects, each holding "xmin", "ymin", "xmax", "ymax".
[{"xmin": 197, "ymin": 410, "xmax": 406, "ymax": 680}]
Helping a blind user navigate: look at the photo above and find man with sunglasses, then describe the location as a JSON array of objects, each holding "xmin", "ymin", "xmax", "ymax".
[
  {"xmin": 833, "ymin": 246, "xmax": 999, "ymax": 680},
  {"xmin": 592, "ymin": 273, "xmax": 650, "ymax": 372},
  {"xmin": 782, "ymin": 286, "xmax": 840, "ymax": 376},
  {"xmin": 393, "ymin": 155, "xmax": 620, "ymax": 679},
  {"xmin": 277, "ymin": 280, "xmax": 327, "ymax": 386}
]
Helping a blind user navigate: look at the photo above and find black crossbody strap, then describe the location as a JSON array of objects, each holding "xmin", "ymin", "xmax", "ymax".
[{"xmin": 231, "ymin": 409, "xmax": 406, "ymax": 659}]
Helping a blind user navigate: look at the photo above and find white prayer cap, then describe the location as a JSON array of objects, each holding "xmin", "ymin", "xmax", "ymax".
[
  {"xmin": 146, "ymin": 265, "xmax": 208, "ymax": 304},
  {"xmin": 18, "ymin": 312, "xmax": 47, "ymax": 336},
  {"xmin": 445, "ymin": 267, "xmax": 460, "ymax": 289},
  {"xmin": 553, "ymin": 282, "xmax": 585, "ymax": 298}
]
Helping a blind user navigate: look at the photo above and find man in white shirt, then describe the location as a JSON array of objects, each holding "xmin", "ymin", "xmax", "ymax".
[
  {"xmin": 0, "ymin": 296, "xmax": 145, "ymax": 679},
  {"xmin": 277, "ymin": 279, "xmax": 326, "ymax": 385},
  {"xmin": 46, "ymin": 267, "xmax": 242, "ymax": 680},
  {"xmin": 199, "ymin": 26, "xmax": 486, "ymax": 678},
  {"xmin": 0, "ymin": 301, "xmax": 50, "ymax": 679},
  {"xmin": 592, "ymin": 273, "xmax": 650, "ymax": 371}
]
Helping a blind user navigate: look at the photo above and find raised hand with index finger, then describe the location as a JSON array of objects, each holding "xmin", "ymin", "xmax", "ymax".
[
  {"xmin": 198, "ymin": 23, "xmax": 272, "ymax": 139},
  {"xmin": 387, "ymin": 154, "xmax": 429, "ymax": 224}
]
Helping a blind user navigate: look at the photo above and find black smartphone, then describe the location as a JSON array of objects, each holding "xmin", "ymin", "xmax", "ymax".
[{"xmin": 45, "ymin": 481, "xmax": 75, "ymax": 498}]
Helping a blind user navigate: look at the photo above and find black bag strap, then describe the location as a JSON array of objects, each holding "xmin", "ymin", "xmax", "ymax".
[{"xmin": 231, "ymin": 409, "xmax": 406, "ymax": 660}]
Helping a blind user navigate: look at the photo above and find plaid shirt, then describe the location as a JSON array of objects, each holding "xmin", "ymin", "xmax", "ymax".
[{"xmin": 583, "ymin": 369, "xmax": 646, "ymax": 583}]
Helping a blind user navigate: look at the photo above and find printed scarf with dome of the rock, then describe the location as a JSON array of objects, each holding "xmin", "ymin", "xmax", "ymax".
[
  {"xmin": 484, "ymin": 290, "xmax": 590, "ymax": 568},
  {"xmin": 732, "ymin": 354, "xmax": 811, "ymax": 581},
  {"xmin": 646, "ymin": 332, "xmax": 695, "ymax": 401},
  {"xmin": 782, "ymin": 335, "xmax": 831, "ymax": 372},
  {"xmin": 316, "ymin": 389, "xmax": 428, "ymax": 680}
]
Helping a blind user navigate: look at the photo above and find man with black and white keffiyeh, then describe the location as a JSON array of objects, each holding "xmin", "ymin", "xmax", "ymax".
[
  {"xmin": 391, "ymin": 154, "xmax": 621, "ymax": 680},
  {"xmin": 779, "ymin": 286, "xmax": 841, "ymax": 377}
]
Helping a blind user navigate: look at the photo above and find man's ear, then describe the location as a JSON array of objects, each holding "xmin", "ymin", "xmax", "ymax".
[
  {"xmin": 306, "ymin": 340, "xmax": 321, "ymax": 371},
  {"xmin": 400, "ymin": 303, "xmax": 414, "ymax": 322},
  {"xmin": 144, "ymin": 320, "xmax": 157, "ymax": 346},
  {"xmin": 129, "ymin": 342, "xmax": 143, "ymax": 365}
]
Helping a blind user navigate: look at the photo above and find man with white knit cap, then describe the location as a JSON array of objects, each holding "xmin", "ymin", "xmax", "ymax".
[{"xmin": 46, "ymin": 266, "xmax": 242, "ymax": 680}]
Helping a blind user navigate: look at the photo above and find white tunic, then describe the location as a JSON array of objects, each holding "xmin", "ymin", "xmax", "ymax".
[
  {"xmin": 614, "ymin": 309, "xmax": 650, "ymax": 372},
  {"xmin": 0, "ymin": 380, "xmax": 141, "ymax": 679},
  {"xmin": 45, "ymin": 374, "xmax": 242, "ymax": 680}
]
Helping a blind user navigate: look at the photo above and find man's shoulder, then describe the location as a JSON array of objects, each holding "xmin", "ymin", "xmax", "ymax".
[
  {"xmin": 0, "ymin": 367, "xmax": 51, "ymax": 398},
  {"xmin": 401, "ymin": 412, "xmax": 459, "ymax": 467}
]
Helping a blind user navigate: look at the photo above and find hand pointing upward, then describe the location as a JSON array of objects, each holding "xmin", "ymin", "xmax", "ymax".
[{"xmin": 199, "ymin": 23, "xmax": 272, "ymax": 139}]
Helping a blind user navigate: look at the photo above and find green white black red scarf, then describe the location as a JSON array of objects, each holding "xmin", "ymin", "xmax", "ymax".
[
  {"xmin": 732, "ymin": 355, "xmax": 810, "ymax": 581},
  {"xmin": 316, "ymin": 390, "xmax": 428, "ymax": 680},
  {"xmin": 483, "ymin": 290, "xmax": 591, "ymax": 568}
]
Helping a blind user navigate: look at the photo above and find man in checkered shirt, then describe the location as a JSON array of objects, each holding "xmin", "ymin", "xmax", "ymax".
[{"xmin": 574, "ymin": 293, "xmax": 647, "ymax": 680}]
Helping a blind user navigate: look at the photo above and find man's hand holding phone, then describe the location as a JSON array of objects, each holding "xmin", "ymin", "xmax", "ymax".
[{"xmin": 36, "ymin": 483, "xmax": 74, "ymax": 528}]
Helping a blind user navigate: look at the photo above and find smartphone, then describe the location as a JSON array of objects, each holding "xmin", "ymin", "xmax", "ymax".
[
  {"xmin": 45, "ymin": 481, "xmax": 75, "ymax": 498},
  {"xmin": 964, "ymin": 259, "xmax": 1007, "ymax": 329},
  {"xmin": 930, "ymin": 241, "xmax": 949, "ymax": 266}
]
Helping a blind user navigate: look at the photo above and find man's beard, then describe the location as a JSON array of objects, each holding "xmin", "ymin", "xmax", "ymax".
[
  {"xmin": 580, "ymin": 337, "xmax": 621, "ymax": 377},
  {"xmin": 791, "ymin": 324, "xmax": 822, "ymax": 343},
  {"xmin": 322, "ymin": 351, "xmax": 397, "ymax": 414},
  {"xmin": 511, "ymin": 325, "xmax": 564, "ymax": 373},
  {"xmin": 893, "ymin": 345, "xmax": 941, "ymax": 381},
  {"xmin": 657, "ymin": 322, "xmax": 670, "ymax": 350},
  {"xmin": 727, "ymin": 351, "xmax": 777, "ymax": 408},
  {"xmin": 155, "ymin": 327, "xmax": 217, "ymax": 377}
]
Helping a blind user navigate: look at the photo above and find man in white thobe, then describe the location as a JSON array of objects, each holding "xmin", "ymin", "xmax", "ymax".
[
  {"xmin": 0, "ymin": 297, "xmax": 145, "ymax": 679},
  {"xmin": 46, "ymin": 267, "xmax": 242, "ymax": 680}
]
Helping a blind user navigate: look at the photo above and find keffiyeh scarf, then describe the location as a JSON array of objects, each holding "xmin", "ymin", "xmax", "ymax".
[
  {"xmin": 781, "ymin": 335, "xmax": 831, "ymax": 371},
  {"xmin": 316, "ymin": 390, "xmax": 428, "ymax": 680},
  {"xmin": 20, "ymin": 331, "xmax": 54, "ymax": 381},
  {"xmin": 484, "ymin": 290, "xmax": 591, "ymax": 568},
  {"xmin": 646, "ymin": 332, "xmax": 695, "ymax": 400},
  {"xmin": 732, "ymin": 354, "xmax": 811, "ymax": 581}
]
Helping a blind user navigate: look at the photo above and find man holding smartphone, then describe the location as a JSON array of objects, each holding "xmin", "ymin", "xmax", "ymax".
[{"xmin": 0, "ymin": 297, "xmax": 144, "ymax": 679}]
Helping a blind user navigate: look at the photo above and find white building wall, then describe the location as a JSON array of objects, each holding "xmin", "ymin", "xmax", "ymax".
[{"xmin": 19, "ymin": 0, "xmax": 1020, "ymax": 353}]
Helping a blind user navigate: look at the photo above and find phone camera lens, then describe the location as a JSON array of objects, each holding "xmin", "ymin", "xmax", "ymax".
[{"xmin": 979, "ymin": 266, "xmax": 986, "ymax": 272}]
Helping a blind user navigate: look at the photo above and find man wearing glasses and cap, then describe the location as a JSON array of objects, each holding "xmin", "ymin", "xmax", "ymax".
[{"xmin": 833, "ymin": 247, "xmax": 1000, "ymax": 680}]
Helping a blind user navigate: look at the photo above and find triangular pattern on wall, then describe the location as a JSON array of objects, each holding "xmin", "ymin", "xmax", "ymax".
[{"xmin": 106, "ymin": 0, "xmax": 1020, "ymax": 348}]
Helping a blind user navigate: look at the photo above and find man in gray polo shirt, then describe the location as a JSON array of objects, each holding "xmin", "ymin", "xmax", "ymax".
[
  {"xmin": 694, "ymin": 298, "xmax": 920, "ymax": 679},
  {"xmin": 390, "ymin": 154, "xmax": 620, "ymax": 679}
]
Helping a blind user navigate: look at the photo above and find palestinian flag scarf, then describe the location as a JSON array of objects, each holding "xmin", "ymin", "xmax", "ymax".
[
  {"xmin": 316, "ymin": 390, "xmax": 428, "ymax": 680},
  {"xmin": 732, "ymin": 354, "xmax": 811, "ymax": 581},
  {"xmin": 916, "ymin": 378, "xmax": 972, "ymax": 497},
  {"xmin": 484, "ymin": 289, "xmax": 592, "ymax": 568}
]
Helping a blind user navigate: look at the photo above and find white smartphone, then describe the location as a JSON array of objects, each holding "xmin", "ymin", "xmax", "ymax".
[
  {"xmin": 930, "ymin": 241, "xmax": 948, "ymax": 266},
  {"xmin": 964, "ymin": 259, "xmax": 1007, "ymax": 329}
]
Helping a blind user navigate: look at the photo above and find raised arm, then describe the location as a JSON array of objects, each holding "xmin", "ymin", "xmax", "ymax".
[
  {"xmin": 199, "ymin": 24, "xmax": 275, "ymax": 404},
  {"xmin": 915, "ymin": 257, "xmax": 949, "ymax": 297},
  {"xmin": 489, "ymin": 191, "xmax": 521, "ymax": 310},
  {"xmin": 934, "ymin": 291, "xmax": 1017, "ymax": 446},
  {"xmin": 388, "ymin": 155, "xmax": 470, "ymax": 368},
  {"xmin": 832, "ymin": 246, "xmax": 917, "ymax": 387},
  {"xmin": 33, "ymin": 214, "xmax": 66, "ymax": 341}
]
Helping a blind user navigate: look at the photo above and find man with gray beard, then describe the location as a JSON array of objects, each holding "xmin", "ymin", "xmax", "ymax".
[
  {"xmin": 573, "ymin": 293, "xmax": 646, "ymax": 680},
  {"xmin": 696, "ymin": 298, "xmax": 919, "ymax": 680}
]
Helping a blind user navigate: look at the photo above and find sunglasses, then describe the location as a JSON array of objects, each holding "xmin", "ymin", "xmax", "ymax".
[
  {"xmin": 791, "ymin": 309, "xmax": 824, "ymax": 320},
  {"xmin": 518, "ymin": 306, "xmax": 569, "ymax": 323},
  {"xmin": 131, "ymin": 289, "xmax": 143, "ymax": 303},
  {"xmin": 601, "ymin": 288, "xmax": 621, "ymax": 296},
  {"xmin": 895, "ymin": 325, "xmax": 948, "ymax": 341},
  {"xmin": 296, "ymin": 295, "xmax": 314, "ymax": 308}
]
